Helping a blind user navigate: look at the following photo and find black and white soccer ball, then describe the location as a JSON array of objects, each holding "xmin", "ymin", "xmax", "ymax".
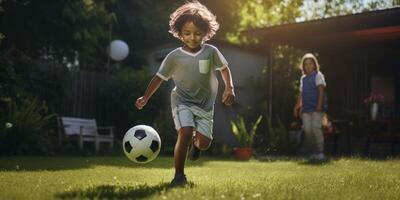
[{"xmin": 122, "ymin": 125, "xmax": 161, "ymax": 163}]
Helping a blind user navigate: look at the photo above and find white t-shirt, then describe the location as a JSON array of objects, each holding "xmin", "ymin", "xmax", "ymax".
[{"xmin": 157, "ymin": 44, "xmax": 228, "ymax": 111}]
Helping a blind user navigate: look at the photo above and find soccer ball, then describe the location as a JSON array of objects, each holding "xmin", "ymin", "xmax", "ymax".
[{"xmin": 122, "ymin": 125, "xmax": 161, "ymax": 163}]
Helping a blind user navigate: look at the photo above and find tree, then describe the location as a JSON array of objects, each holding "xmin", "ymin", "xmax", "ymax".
[
  {"xmin": 0, "ymin": 0, "xmax": 115, "ymax": 70},
  {"xmin": 105, "ymin": 0, "xmax": 183, "ymax": 68},
  {"xmin": 225, "ymin": 0, "xmax": 399, "ymax": 44}
]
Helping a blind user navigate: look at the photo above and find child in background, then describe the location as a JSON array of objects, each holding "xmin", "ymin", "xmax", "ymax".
[
  {"xmin": 293, "ymin": 53, "xmax": 326, "ymax": 161},
  {"xmin": 135, "ymin": 1, "xmax": 235, "ymax": 185}
]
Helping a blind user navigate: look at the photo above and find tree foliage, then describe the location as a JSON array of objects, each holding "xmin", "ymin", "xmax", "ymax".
[
  {"xmin": 219, "ymin": 0, "xmax": 398, "ymax": 44},
  {"xmin": 0, "ymin": 0, "xmax": 114, "ymax": 70},
  {"xmin": 105, "ymin": 0, "xmax": 181, "ymax": 67}
]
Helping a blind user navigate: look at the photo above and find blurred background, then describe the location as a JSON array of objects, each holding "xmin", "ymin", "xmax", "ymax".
[{"xmin": 1, "ymin": 0, "xmax": 399, "ymax": 157}]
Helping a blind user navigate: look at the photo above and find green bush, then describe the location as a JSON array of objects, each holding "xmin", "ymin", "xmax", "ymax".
[
  {"xmin": 0, "ymin": 96, "xmax": 56, "ymax": 155},
  {"xmin": 265, "ymin": 116, "xmax": 288, "ymax": 154},
  {"xmin": 0, "ymin": 49, "xmax": 70, "ymax": 114}
]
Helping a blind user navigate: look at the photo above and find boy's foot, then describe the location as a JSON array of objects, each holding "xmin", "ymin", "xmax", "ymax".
[
  {"xmin": 188, "ymin": 143, "xmax": 201, "ymax": 161},
  {"xmin": 314, "ymin": 153, "xmax": 326, "ymax": 161},
  {"xmin": 170, "ymin": 174, "xmax": 187, "ymax": 186}
]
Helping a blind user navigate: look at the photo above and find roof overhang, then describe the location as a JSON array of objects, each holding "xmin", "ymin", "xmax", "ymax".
[{"xmin": 245, "ymin": 7, "xmax": 400, "ymax": 50}]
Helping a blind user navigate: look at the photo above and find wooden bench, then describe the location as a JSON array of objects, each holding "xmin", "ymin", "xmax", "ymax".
[{"xmin": 58, "ymin": 117, "xmax": 115, "ymax": 153}]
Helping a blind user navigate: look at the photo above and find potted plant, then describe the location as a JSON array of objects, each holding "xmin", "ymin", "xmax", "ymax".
[{"xmin": 231, "ymin": 115, "xmax": 262, "ymax": 160}]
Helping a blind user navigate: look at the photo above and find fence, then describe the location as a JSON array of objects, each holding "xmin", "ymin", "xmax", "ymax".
[{"xmin": 57, "ymin": 70, "xmax": 115, "ymax": 127}]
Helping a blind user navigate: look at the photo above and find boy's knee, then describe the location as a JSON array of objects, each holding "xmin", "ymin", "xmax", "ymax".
[
  {"xmin": 194, "ymin": 132, "xmax": 212, "ymax": 150},
  {"xmin": 179, "ymin": 127, "xmax": 194, "ymax": 141},
  {"xmin": 197, "ymin": 140, "xmax": 211, "ymax": 150}
]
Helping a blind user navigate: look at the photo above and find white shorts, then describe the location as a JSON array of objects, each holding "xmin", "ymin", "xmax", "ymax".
[{"xmin": 172, "ymin": 105, "xmax": 214, "ymax": 139}]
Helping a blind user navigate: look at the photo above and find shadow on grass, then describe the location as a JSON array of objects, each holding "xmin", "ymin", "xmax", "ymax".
[
  {"xmin": 0, "ymin": 156, "xmax": 209, "ymax": 171},
  {"xmin": 256, "ymin": 156, "xmax": 305, "ymax": 162},
  {"xmin": 297, "ymin": 158, "xmax": 333, "ymax": 166},
  {"xmin": 295, "ymin": 156, "xmax": 400, "ymax": 165},
  {"xmin": 255, "ymin": 155, "xmax": 334, "ymax": 166},
  {"xmin": 55, "ymin": 182, "xmax": 194, "ymax": 200}
]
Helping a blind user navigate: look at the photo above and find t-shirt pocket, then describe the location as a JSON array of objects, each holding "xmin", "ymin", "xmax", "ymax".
[{"xmin": 198, "ymin": 59, "xmax": 210, "ymax": 74}]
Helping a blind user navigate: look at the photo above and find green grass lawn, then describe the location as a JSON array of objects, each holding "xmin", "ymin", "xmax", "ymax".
[{"xmin": 0, "ymin": 156, "xmax": 400, "ymax": 200}]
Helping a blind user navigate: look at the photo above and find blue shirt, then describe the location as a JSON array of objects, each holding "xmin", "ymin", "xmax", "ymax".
[{"xmin": 301, "ymin": 71, "xmax": 327, "ymax": 113}]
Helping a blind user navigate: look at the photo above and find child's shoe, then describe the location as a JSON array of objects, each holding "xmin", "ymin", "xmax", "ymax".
[
  {"xmin": 314, "ymin": 153, "xmax": 326, "ymax": 161},
  {"xmin": 310, "ymin": 153, "xmax": 326, "ymax": 162},
  {"xmin": 170, "ymin": 174, "xmax": 188, "ymax": 186}
]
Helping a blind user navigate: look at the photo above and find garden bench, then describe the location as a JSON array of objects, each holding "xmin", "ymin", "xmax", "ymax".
[{"xmin": 58, "ymin": 116, "xmax": 115, "ymax": 153}]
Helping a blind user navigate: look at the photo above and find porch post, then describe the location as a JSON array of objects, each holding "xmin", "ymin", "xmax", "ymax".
[{"xmin": 266, "ymin": 41, "xmax": 274, "ymax": 118}]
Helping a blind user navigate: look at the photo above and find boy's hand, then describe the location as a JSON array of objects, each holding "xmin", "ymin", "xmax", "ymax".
[
  {"xmin": 222, "ymin": 87, "xmax": 235, "ymax": 106},
  {"xmin": 135, "ymin": 96, "xmax": 148, "ymax": 110},
  {"xmin": 293, "ymin": 107, "xmax": 302, "ymax": 118},
  {"xmin": 293, "ymin": 108, "xmax": 298, "ymax": 118}
]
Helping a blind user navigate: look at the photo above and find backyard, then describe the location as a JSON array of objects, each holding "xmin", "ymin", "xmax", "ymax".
[{"xmin": 2, "ymin": 1, "xmax": 400, "ymax": 199}]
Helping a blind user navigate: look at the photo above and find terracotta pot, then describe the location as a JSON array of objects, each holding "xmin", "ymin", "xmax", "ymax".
[{"xmin": 234, "ymin": 147, "xmax": 252, "ymax": 160}]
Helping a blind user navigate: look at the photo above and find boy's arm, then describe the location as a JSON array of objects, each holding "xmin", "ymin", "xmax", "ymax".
[
  {"xmin": 135, "ymin": 75, "xmax": 164, "ymax": 110},
  {"xmin": 219, "ymin": 67, "xmax": 235, "ymax": 106},
  {"xmin": 293, "ymin": 95, "xmax": 302, "ymax": 118},
  {"xmin": 316, "ymin": 85, "xmax": 325, "ymax": 112}
]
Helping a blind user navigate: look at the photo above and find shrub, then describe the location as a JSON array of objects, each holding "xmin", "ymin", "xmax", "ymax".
[
  {"xmin": 265, "ymin": 116, "xmax": 288, "ymax": 154},
  {"xmin": 0, "ymin": 96, "xmax": 56, "ymax": 155}
]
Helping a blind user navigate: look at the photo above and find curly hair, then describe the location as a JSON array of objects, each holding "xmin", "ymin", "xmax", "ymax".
[{"xmin": 169, "ymin": 1, "xmax": 219, "ymax": 41}]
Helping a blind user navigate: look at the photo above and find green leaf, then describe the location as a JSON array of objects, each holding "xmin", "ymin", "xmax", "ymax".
[{"xmin": 231, "ymin": 115, "xmax": 263, "ymax": 147}]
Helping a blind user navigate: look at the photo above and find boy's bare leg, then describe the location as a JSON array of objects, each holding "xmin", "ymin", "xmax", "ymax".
[
  {"xmin": 174, "ymin": 126, "xmax": 193, "ymax": 175},
  {"xmin": 194, "ymin": 131, "xmax": 212, "ymax": 150},
  {"xmin": 189, "ymin": 131, "xmax": 212, "ymax": 161}
]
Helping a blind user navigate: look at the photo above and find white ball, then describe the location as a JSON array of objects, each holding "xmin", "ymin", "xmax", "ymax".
[
  {"xmin": 109, "ymin": 40, "xmax": 129, "ymax": 61},
  {"xmin": 122, "ymin": 125, "xmax": 161, "ymax": 163}
]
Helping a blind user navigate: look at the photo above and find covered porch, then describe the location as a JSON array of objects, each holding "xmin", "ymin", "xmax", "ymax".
[{"xmin": 247, "ymin": 7, "xmax": 400, "ymax": 156}]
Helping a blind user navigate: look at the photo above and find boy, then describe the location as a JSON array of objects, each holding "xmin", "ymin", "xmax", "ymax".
[{"xmin": 135, "ymin": 1, "xmax": 235, "ymax": 185}]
